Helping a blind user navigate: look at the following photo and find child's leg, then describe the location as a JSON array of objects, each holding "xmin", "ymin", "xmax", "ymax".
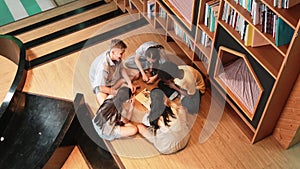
[
  {"xmin": 111, "ymin": 78, "xmax": 126, "ymax": 90},
  {"xmin": 157, "ymin": 80, "xmax": 177, "ymax": 97},
  {"xmin": 125, "ymin": 67, "xmax": 140, "ymax": 81},
  {"xmin": 137, "ymin": 124, "xmax": 154, "ymax": 143},
  {"xmin": 96, "ymin": 92, "xmax": 108, "ymax": 106},
  {"xmin": 119, "ymin": 123, "xmax": 138, "ymax": 138}
]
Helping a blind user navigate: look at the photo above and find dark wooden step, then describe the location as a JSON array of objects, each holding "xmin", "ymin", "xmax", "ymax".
[
  {"xmin": 0, "ymin": 92, "xmax": 77, "ymax": 169},
  {"xmin": 74, "ymin": 93, "xmax": 121, "ymax": 169}
]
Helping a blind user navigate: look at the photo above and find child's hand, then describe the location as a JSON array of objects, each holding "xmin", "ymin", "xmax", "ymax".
[
  {"xmin": 142, "ymin": 73, "xmax": 149, "ymax": 82},
  {"xmin": 128, "ymin": 95, "xmax": 135, "ymax": 112},
  {"xmin": 146, "ymin": 76, "xmax": 156, "ymax": 84},
  {"xmin": 133, "ymin": 85, "xmax": 141, "ymax": 94},
  {"xmin": 129, "ymin": 95, "xmax": 136, "ymax": 105},
  {"xmin": 168, "ymin": 82, "xmax": 177, "ymax": 89}
]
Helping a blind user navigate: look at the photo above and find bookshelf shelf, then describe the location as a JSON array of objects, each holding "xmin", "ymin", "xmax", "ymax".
[
  {"xmin": 218, "ymin": 20, "xmax": 282, "ymax": 78},
  {"xmin": 198, "ymin": 24, "xmax": 215, "ymax": 39},
  {"xmin": 225, "ymin": 0, "xmax": 291, "ymax": 56},
  {"xmin": 114, "ymin": 0, "xmax": 126, "ymax": 12},
  {"xmin": 195, "ymin": 42, "xmax": 212, "ymax": 59},
  {"xmin": 162, "ymin": 0, "xmax": 197, "ymax": 30},
  {"xmin": 156, "ymin": 17, "xmax": 167, "ymax": 28},
  {"xmin": 167, "ymin": 30, "xmax": 194, "ymax": 60},
  {"xmin": 262, "ymin": 0, "xmax": 300, "ymax": 28},
  {"xmin": 214, "ymin": 0, "xmax": 299, "ymax": 144},
  {"xmin": 130, "ymin": 0, "xmax": 144, "ymax": 12},
  {"xmin": 126, "ymin": 6, "xmax": 139, "ymax": 14},
  {"xmin": 154, "ymin": 19, "xmax": 167, "ymax": 35},
  {"xmin": 113, "ymin": 0, "xmax": 300, "ymax": 146},
  {"xmin": 211, "ymin": 79, "xmax": 256, "ymax": 133}
]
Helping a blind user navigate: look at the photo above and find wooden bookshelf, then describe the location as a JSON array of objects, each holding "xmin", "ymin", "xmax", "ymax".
[
  {"xmin": 113, "ymin": 0, "xmax": 126, "ymax": 12},
  {"xmin": 161, "ymin": 0, "xmax": 197, "ymax": 30},
  {"xmin": 225, "ymin": 0, "xmax": 290, "ymax": 56},
  {"xmin": 113, "ymin": 0, "xmax": 300, "ymax": 146},
  {"xmin": 212, "ymin": 0, "xmax": 300, "ymax": 144},
  {"xmin": 130, "ymin": 0, "xmax": 144, "ymax": 12}
]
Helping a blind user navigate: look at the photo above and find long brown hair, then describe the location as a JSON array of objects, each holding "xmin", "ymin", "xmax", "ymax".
[
  {"xmin": 148, "ymin": 88, "xmax": 176, "ymax": 135},
  {"xmin": 93, "ymin": 87, "xmax": 132, "ymax": 128}
]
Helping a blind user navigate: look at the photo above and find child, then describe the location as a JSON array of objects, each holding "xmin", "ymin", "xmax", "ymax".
[
  {"xmin": 157, "ymin": 62, "xmax": 204, "ymax": 114},
  {"xmin": 157, "ymin": 61, "xmax": 206, "ymax": 97},
  {"xmin": 137, "ymin": 88, "xmax": 190, "ymax": 154},
  {"xmin": 181, "ymin": 89, "xmax": 201, "ymax": 114},
  {"xmin": 92, "ymin": 87, "xmax": 137, "ymax": 141},
  {"xmin": 124, "ymin": 41, "xmax": 166, "ymax": 84},
  {"xmin": 89, "ymin": 39, "xmax": 136, "ymax": 106}
]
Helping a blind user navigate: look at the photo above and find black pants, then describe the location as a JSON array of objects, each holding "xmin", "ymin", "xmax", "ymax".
[
  {"xmin": 158, "ymin": 80, "xmax": 201, "ymax": 114},
  {"xmin": 157, "ymin": 80, "xmax": 177, "ymax": 98}
]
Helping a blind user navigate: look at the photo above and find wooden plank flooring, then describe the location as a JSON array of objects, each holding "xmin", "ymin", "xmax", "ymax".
[
  {"xmin": 0, "ymin": 56, "xmax": 18, "ymax": 103},
  {"xmin": 61, "ymin": 146, "xmax": 90, "ymax": 169},
  {"xmin": 1, "ymin": 0, "xmax": 300, "ymax": 168}
]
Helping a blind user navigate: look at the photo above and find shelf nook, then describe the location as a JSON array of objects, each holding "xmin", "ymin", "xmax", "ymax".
[{"xmin": 214, "ymin": 46, "xmax": 263, "ymax": 120}]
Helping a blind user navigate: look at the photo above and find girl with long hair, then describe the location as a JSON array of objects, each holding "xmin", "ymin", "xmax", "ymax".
[
  {"xmin": 92, "ymin": 87, "xmax": 137, "ymax": 140},
  {"xmin": 124, "ymin": 41, "xmax": 166, "ymax": 84},
  {"xmin": 137, "ymin": 88, "xmax": 190, "ymax": 154}
]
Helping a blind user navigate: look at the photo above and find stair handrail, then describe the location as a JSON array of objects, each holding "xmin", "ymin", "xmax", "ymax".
[{"xmin": 0, "ymin": 35, "xmax": 27, "ymax": 132}]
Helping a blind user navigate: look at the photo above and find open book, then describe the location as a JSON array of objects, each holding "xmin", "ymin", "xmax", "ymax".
[
  {"xmin": 135, "ymin": 88, "xmax": 179, "ymax": 110},
  {"xmin": 135, "ymin": 88, "xmax": 151, "ymax": 110}
]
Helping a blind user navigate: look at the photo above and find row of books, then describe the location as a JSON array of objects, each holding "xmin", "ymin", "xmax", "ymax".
[
  {"xmin": 231, "ymin": 0, "xmax": 262, "ymax": 26},
  {"xmin": 222, "ymin": 2, "xmax": 267, "ymax": 47},
  {"xmin": 128, "ymin": 0, "xmax": 136, "ymax": 10},
  {"xmin": 234, "ymin": 0, "xmax": 299, "ymax": 17},
  {"xmin": 233, "ymin": 0, "xmax": 253, "ymax": 13},
  {"xmin": 158, "ymin": 6, "xmax": 167, "ymax": 19},
  {"xmin": 273, "ymin": 0, "xmax": 300, "ymax": 9},
  {"xmin": 197, "ymin": 30, "xmax": 212, "ymax": 48},
  {"xmin": 147, "ymin": 0, "xmax": 155, "ymax": 19},
  {"xmin": 234, "ymin": 0, "xmax": 299, "ymax": 29},
  {"xmin": 204, "ymin": 0, "xmax": 220, "ymax": 32},
  {"xmin": 222, "ymin": 2, "xmax": 294, "ymax": 47},
  {"xmin": 173, "ymin": 22, "xmax": 195, "ymax": 51},
  {"xmin": 253, "ymin": 3, "xmax": 294, "ymax": 46},
  {"xmin": 195, "ymin": 50, "xmax": 209, "ymax": 66}
]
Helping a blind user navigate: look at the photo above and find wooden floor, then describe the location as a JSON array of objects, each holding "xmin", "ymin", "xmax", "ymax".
[
  {"xmin": 0, "ymin": 56, "xmax": 17, "ymax": 103},
  {"xmin": 1, "ymin": 0, "xmax": 300, "ymax": 168}
]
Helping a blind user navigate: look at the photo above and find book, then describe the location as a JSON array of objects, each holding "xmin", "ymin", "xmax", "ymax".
[
  {"xmin": 159, "ymin": 6, "xmax": 167, "ymax": 19},
  {"xmin": 244, "ymin": 24, "xmax": 254, "ymax": 46},
  {"xmin": 251, "ymin": 0, "xmax": 261, "ymax": 25},
  {"xmin": 209, "ymin": 1, "xmax": 220, "ymax": 32},
  {"xmin": 147, "ymin": 0, "xmax": 155, "ymax": 19},
  {"xmin": 135, "ymin": 88, "xmax": 151, "ymax": 110},
  {"xmin": 135, "ymin": 88, "xmax": 179, "ymax": 110},
  {"xmin": 205, "ymin": 0, "xmax": 220, "ymax": 27},
  {"xmin": 275, "ymin": 17, "xmax": 294, "ymax": 46}
]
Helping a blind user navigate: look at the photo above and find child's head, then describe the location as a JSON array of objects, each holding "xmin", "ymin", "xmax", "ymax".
[
  {"xmin": 145, "ymin": 47, "xmax": 161, "ymax": 62},
  {"xmin": 110, "ymin": 39, "xmax": 127, "ymax": 50},
  {"xmin": 114, "ymin": 86, "xmax": 132, "ymax": 106},
  {"xmin": 109, "ymin": 39, "xmax": 127, "ymax": 62},
  {"xmin": 157, "ymin": 61, "xmax": 180, "ymax": 82},
  {"xmin": 94, "ymin": 86, "xmax": 132, "ymax": 128},
  {"xmin": 148, "ymin": 88, "xmax": 176, "ymax": 132},
  {"xmin": 148, "ymin": 88, "xmax": 166, "ymax": 122}
]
